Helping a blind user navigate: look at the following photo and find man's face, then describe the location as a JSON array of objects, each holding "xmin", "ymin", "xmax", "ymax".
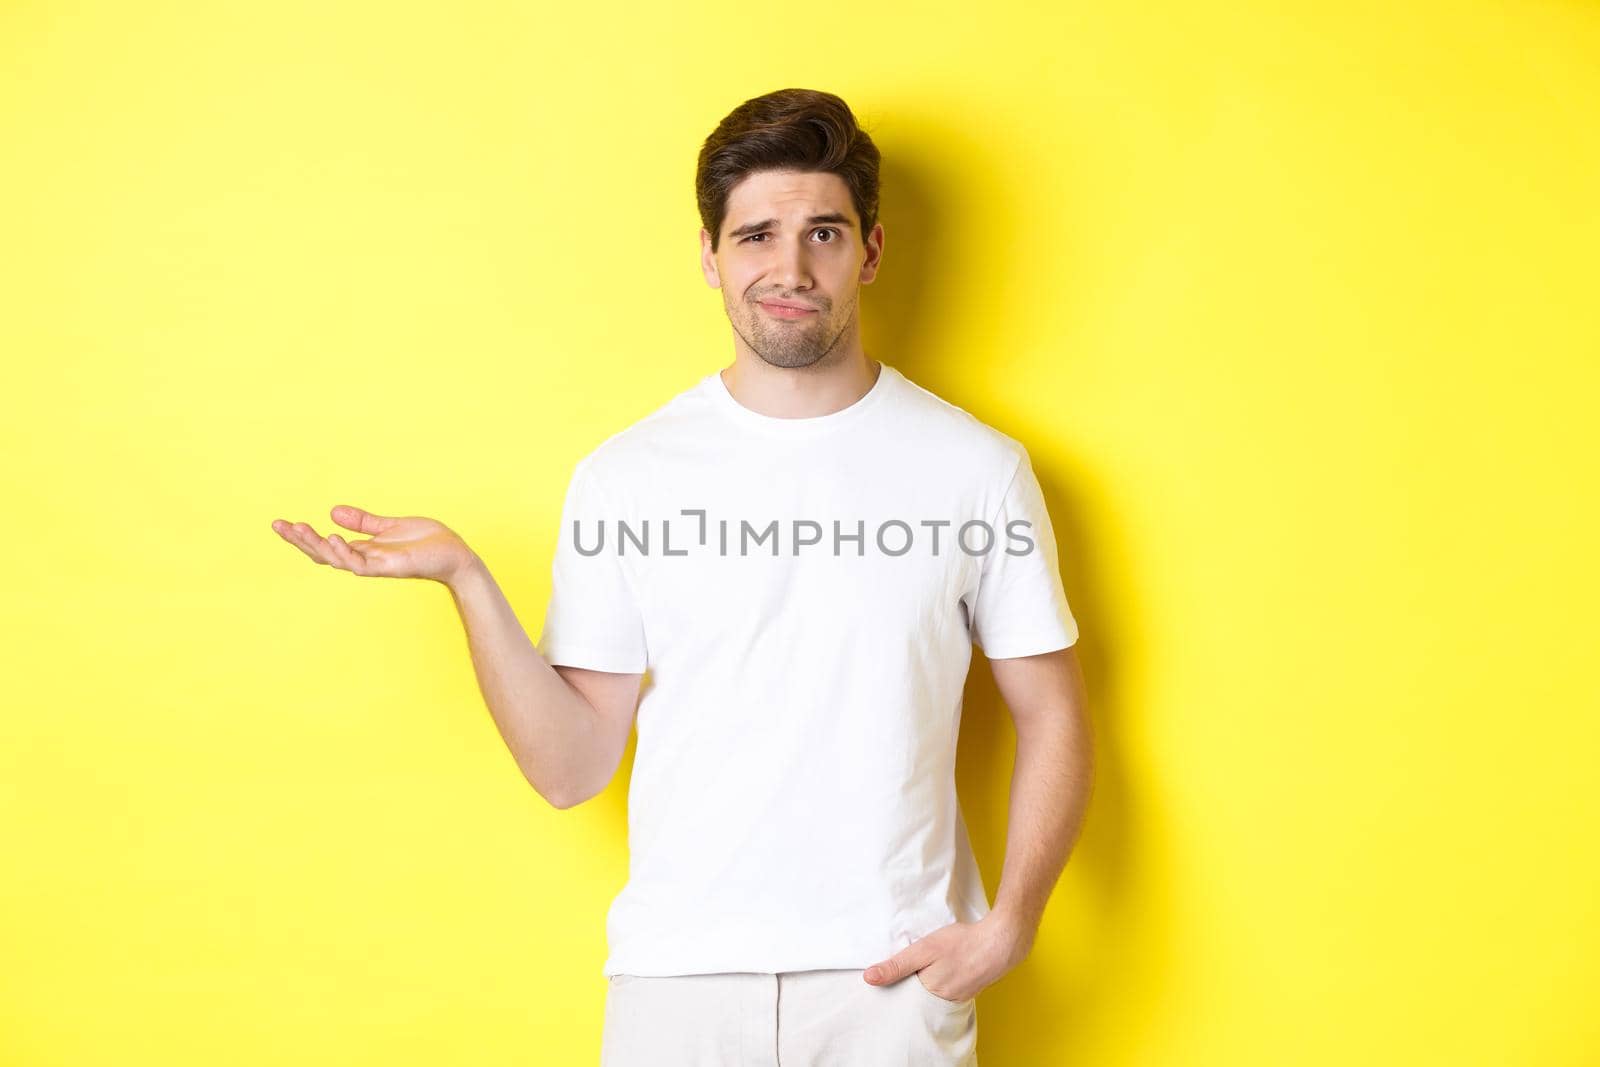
[{"xmin": 701, "ymin": 168, "xmax": 883, "ymax": 370}]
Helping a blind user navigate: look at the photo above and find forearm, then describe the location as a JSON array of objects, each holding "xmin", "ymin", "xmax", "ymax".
[
  {"xmin": 444, "ymin": 554, "xmax": 609, "ymax": 808},
  {"xmin": 990, "ymin": 713, "xmax": 1094, "ymax": 940}
]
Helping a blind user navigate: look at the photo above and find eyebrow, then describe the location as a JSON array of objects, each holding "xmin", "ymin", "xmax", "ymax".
[{"xmin": 727, "ymin": 213, "xmax": 855, "ymax": 240}]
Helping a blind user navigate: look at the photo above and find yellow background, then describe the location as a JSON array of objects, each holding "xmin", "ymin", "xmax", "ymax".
[{"xmin": 3, "ymin": 2, "xmax": 1596, "ymax": 1063}]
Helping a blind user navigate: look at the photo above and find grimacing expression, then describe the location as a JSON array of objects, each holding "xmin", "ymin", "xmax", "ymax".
[{"xmin": 704, "ymin": 169, "xmax": 879, "ymax": 370}]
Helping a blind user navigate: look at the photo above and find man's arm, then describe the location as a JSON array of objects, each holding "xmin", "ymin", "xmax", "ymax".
[
  {"xmin": 271, "ymin": 505, "xmax": 643, "ymax": 810},
  {"xmin": 985, "ymin": 644, "xmax": 1094, "ymax": 952},
  {"xmin": 860, "ymin": 642, "xmax": 1092, "ymax": 995},
  {"xmin": 447, "ymin": 555, "xmax": 642, "ymax": 809}
]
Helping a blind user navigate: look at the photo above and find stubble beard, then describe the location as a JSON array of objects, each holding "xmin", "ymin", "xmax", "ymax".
[{"xmin": 730, "ymin": 292, "xmax": 856, "ymax": 370}]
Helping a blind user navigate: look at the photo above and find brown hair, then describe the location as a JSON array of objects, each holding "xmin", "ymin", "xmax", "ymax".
[{"xmin": 696, "ymin": 88, "xmax": 881, "ymax": 254}]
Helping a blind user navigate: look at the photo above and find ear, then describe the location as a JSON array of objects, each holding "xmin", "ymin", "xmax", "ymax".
[
  {"xmin": 700, "ymin": 228, "xmax": 722, "ymax": 288},
  {"xmin": 859, "ymin": 222, "xmax": 885, "ymax": 285}
]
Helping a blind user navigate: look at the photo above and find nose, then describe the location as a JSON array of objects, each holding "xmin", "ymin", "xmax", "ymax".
[{"xmin": 771, "ymin": 236, "xmax": 815, "ymax": 295}]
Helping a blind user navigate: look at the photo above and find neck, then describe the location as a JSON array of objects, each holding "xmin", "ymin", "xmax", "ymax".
[{"xmin": 720, "ymin": 349, "xmax": 882, "ymax": 420}]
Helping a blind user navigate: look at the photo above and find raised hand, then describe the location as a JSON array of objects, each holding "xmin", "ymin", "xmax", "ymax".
[{"xmin": 270, "ymin": 505, "xmax": 478, "ymax": 585}]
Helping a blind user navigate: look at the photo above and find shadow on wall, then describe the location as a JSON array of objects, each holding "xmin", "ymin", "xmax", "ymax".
[{"xmin": 871, "ymin": 133, "xmax": 1162, "ymax": 1061}]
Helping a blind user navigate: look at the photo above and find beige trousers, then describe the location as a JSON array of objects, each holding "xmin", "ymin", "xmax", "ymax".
[{"xmin": 599, "ymin": 967, "xmax": 978, "ymax": 1066}]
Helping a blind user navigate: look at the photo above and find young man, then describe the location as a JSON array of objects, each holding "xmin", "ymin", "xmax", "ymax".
[{"xmin": 270, "ymin": 88, "xmax": 1093, "ymax": 1066}]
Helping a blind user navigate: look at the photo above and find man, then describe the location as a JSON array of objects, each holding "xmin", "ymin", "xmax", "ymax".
[{"xmin": 270, "ymin": 87, "xmax": 1093, "ymax": 1066}]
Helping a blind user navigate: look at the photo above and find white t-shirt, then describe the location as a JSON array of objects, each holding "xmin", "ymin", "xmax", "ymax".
[{"xmin": 537, "ymin": 361, "xmax": 1079, "ymax": 978}]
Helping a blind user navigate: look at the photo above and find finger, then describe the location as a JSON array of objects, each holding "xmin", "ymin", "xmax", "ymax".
[
  {"xmin": 272, "ymin": 518, "xmax": 311, "ymax": 547},
  {"xmin": 293, "ymin": 522, "xmax": 340, "ymax": 566},
  {"xmin": 276, "ymin": 522, "xmax": 329, "ymax": 565},
  {"xmin": 868, "ymin": 944, "xmax": 933, "ymax": 984},
  {"xmin": 865, "ymin": 956, "xmax": 903, "ymax": 983},
  {"xmin": 325, "ymin": 533, "xmax": 368, "ymax": 575},
  {"xmin": 330, "ymin": 505, "xmax": 397, "ymax": 536}
]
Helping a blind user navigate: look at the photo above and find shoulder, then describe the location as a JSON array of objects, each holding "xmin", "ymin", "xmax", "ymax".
[
  {"xmin": 888, "ymin": 366, "xmax": 1029, "ymax": 479},
  {"xmin": 566, "ymin": 372, "xmax": 717, "ymax": 488}
]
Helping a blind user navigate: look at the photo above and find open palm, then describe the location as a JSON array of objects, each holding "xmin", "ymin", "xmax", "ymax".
[{"xmin": 270, "ymin": 505, "xmax": 475, "ymax": 583}]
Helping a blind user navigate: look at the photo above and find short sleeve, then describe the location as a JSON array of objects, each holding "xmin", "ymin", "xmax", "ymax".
[
  {"xmin": 536, "ymin": 456, "xmax": 649, "ymax": 673},
  {"xmin": 968, "ymin": 450, "xmax": 1079, "ymax": 658}
]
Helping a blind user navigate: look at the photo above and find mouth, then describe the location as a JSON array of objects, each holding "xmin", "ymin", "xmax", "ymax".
[{"xmin": 759, "ymin": 301, "xmax": 819, "ymax": 319}]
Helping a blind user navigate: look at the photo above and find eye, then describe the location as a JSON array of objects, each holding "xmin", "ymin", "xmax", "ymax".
[{"xmin": 738, "ymin": 228, "xmax": 842, "ymax": 245}]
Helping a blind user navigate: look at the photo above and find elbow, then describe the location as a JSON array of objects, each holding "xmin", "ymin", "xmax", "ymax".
[
  {"xmin": 537, "ymin": 777, "xmax": 590, "ymax": 810},
  {"xmin": 524, "ymin": 768, "xmax": 585, "ymax": 811},
  {"xmin": 540, "ymin": 786, "xmax": 584, "ymax": 811},
  {"xmin": 522, "ymin": 743, "xmax": 621, "ymax": 811},
  {"xmin": 537, "ymin": 773, "xmax": 607, "ymax": 811}
]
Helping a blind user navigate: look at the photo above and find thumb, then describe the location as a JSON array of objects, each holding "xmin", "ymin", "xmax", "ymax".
[
  {"xmin": 330, "ymin": 504, "xmax": 396, "ymax": 535},
  {"xmin": 863, "ymin": 947, "xmax": 920, "ymax": 985}
]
